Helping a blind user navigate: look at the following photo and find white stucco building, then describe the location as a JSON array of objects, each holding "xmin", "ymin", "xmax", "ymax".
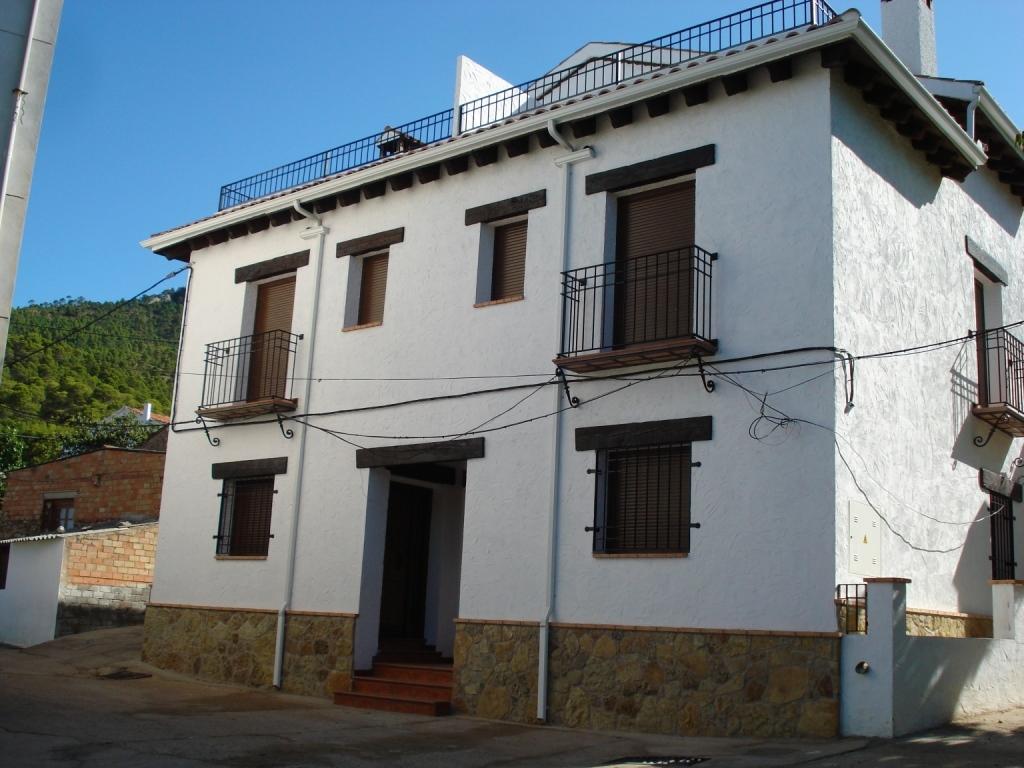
[{"xmin": 139, "ymin": 0, "xmax": 1024, "ymax": 737}]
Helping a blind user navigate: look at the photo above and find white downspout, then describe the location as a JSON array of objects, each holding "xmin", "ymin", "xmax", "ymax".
[
  {"xmin": 965, "ymin": 84, "xmax": 982, "ymax": 142},
  {"xmin": 537, "ymin": 121, "xmax": 593, "ymax": 722},
  {"xmin": 272, "ymin": 200, "xmax": 329, "ymax": 689}
]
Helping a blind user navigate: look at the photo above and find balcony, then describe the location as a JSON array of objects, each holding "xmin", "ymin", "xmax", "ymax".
[
  {"xmin": 972, "ymin": 327, "xmax": 1024, "ymax": 438},
  {"xmin": 217, "ymin": 0, "xmax": 836, "ymax": 210},
  {"xmin": 197, "ymin": 330, "xmax": 301, "ymax": 421},
  {"xmin": 556, "ymin": 246, "xmax": 716, "ymax": 373}
]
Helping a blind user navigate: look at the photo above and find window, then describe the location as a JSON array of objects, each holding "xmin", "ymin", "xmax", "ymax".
[
  {"xmin": 216, "ymin": 476, "xmax": 275, "ymax": 557},
  {"xmin": 357, "ymin": 251, "xmax": 389, "ymax": 326},
  {"xmin": 614, "ymin": 181, "xmax": 695, "ymax": 346},
  {"xmin": 593, "ymin": 443, "xmax": 693, "ymax": 554},
  {"xmin": 0, "ymin": 544, "xmax": 9, "ymax": 589},
  {"xmin": 41, "ymin": 498, "xmax": 75, "ymax": 532},
  {"xmin": 248, "ymin": 275, "xmax": 296, "ymax": 402},
  {"xmin": 989, "ymin": 491, "xmax": 1016, "ymax": 580},
  {"xmin": 488, "ymin": 220, "xmax": 528, "ymax": 302}
]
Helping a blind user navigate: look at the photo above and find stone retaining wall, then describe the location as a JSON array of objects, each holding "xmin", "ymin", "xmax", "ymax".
[
  {"xmin": 906, "ymin": 609, "xmax": 992, "ymax": 638},
  {"xmin": 142, "ymin": 604, "xmax": 354, "ymax": 696},
  {"xmin": 546, "ymin": 624, "xmax": 840, "ymax": 738},
  {"xmin": 452, "ymin": 620, "xmax": 539, "ymax": 723}
]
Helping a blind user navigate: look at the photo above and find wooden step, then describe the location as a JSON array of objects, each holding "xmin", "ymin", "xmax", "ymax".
[
  {"xmin": 334, "ymin": 690, "xmax": 451, "ymax": 716},
  {"xmin": 351, "ymin": 675, "xmax": 452, "ymax": 701},
  {"xmin": 366, "ymin": 662, "xmax": 453, "ymax": 685}
]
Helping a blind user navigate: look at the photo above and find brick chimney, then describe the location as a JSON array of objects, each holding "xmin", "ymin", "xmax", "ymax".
[{"xmin": 881, "ymin": 0, "xmax": 937, "ymax": 77}]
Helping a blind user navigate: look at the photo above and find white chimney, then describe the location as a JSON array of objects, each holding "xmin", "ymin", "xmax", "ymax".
[
  {"xmin": 143, "ymin": 402, "xmax": 153, "ymax": 423},
  {"xmin": 881, "ymin": 0, "xmax": 937, "ymax": 77}
]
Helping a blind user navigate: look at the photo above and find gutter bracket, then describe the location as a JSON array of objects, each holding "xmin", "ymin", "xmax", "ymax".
[
  {"xmin": 276, "ymin": 412, "xmax": 295, "ymax": 440},
  {"xmin": 195, "ymin": 416, "xmax": 221, "ymax": 447},
  {"xmin": 556, "ymin": 367, "xmax": 581, "ymax": 408}
]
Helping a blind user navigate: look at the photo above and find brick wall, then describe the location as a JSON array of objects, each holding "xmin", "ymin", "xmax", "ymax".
[
  {"xmin": 62, "ymin": 523, "xmax": 158, "ymax": 586},
  {"xmin": 56, "ymin": 523, "xmax": 159, "ymax": 637},
  {"xmin": 1, "ymin": 448, "xmax": 164, "ymax": 538}
]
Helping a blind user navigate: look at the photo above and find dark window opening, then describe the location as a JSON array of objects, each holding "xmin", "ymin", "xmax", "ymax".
[
  {"xmin": 593, "ymin": 443, "xmax": 692, "ymax": 554},
  {"xmin": 216, "ymin": 477, "xmax": 275, "ymax": 556},
  {"xmin": 40, "ymin": 498, "xmax": 75, "ymax": 533},
  {"xmin": 990, "ymin": 491, "xmax": 1016, "ymax": 580},
  {"xmin": 0, "ymin": 544, "xmax": 10, "ymax": 589}
]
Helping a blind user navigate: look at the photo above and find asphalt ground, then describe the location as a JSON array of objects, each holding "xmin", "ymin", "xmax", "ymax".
[{"xmin": 0, "ymin": 627, "xmax": 1020, "ymax": 767}]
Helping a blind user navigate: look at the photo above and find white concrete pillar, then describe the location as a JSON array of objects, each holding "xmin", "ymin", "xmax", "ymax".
[
  {"xmin": 991, "ymin": 580, "xmax": 1024, "ymax": 640},
  {"xmin": 839, "ymin": 577, "xmax": 910, "ymax": 737},
  {"xmin": 881, "ymin": 0, "xmax": 938, "ymax": 77}
]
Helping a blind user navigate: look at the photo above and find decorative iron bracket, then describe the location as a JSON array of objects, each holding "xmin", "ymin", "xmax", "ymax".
[
  {"xmin": 195, "ymin": 416, "xmax": 220, "ymax": 447},
  {"xmin": 697, "ymin": 358, "xmax": 715, "ymax": 393},
  {"xmin": 556, "ymin": 367, "xmax": 581, "ymax": 407},
  {"xmin": 276, "ymin": 412, "xmax": 295, "ymax": 440},
  {"xmin": 974, "ymin": 413, "xmax": 1011, "ymax": 448}
]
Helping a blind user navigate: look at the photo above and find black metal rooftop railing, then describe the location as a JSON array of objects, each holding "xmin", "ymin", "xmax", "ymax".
[{"xmin": 218, "ymin": 0, "xmax": 837, "ymax": 210}]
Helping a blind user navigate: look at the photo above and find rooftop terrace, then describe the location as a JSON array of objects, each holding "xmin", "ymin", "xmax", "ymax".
[{"xmin": 217, "ymin": 0, "xmax": 837, "ymax": 211}]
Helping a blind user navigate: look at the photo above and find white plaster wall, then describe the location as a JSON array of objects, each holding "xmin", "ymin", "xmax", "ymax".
[
  {"xmin": 423, "ymin": 485, "xmax": 464, "ymax": 656},
  {"xmin": 830, "ymin": 72, "xmax": 1024, "ymax": 616},
  {"xmin": 454, "ymin": 55, "xmax": 520, "ymax": 132},
  {"xmin": 0, "ymin": 539, "xmax": 63, "ymax": 646},
  {"xmin": 154, "ymin": 56, "xmax": 841, "ymax": 634}
]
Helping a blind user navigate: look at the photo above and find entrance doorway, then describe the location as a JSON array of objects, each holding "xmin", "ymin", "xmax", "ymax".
[
  {"xmin": 378, "ymin": 482, "xmax": 432, "ymax": 641},
  {"xmin": 354, "ymin": 462, "xmax": 466, "ymax": 669}
]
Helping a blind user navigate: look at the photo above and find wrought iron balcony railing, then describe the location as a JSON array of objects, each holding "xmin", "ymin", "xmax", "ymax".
[
  {"xmin": 973, "ymin": 327, "xmax": 1024, "ymax": 439},
  {"xmin": 217, "ymin": 0, "xmax": 836, "ymax": 210},
  {"xmin": 556, "ymin": 245, "xmax": 716, "ymax": 372},
  {"xmin": 198, "ymin": 329, "xmax": 301, "ymax": 419}
]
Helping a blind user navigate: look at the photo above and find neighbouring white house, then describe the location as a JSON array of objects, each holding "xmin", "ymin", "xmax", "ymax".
[{"xmin": 139, "ymin": 0, "xmax": 1024, "ymax": 737}]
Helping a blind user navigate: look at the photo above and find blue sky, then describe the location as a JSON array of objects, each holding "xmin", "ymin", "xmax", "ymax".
[{"xmin": 13, "ymin": 0, "xmax": 1023, "ymax": 306}]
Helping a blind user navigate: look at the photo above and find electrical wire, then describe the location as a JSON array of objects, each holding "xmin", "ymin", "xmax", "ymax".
[{"xmin": 5, "ymin": 266, "xmax": 188, "ymax": 367}]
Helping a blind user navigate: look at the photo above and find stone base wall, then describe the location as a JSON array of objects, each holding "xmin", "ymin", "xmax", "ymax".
[
  {"xmin": 452, "ymin": 620, "xmax": 539, "ymax": 723},
  {"xmin": 56, "ymin": 583, "xmax": 151, "ymax": 637},
  {"xmin": 142, "ymin": 604, "xmax": 354, "ymax": 696},
  {"xmin": 906, "ymin": 609, "xmax": 992, "ymax": 638},
  {"xmin": 547, "ymin": 623, "xmax": 840, "ymax": 738}
]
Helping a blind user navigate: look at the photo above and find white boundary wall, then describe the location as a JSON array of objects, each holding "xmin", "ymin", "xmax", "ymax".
[
  {"xmin": 0, "ymin": 538, "xmax": 63, "ymax": 646},
  {"xmin": 841, "ymin": 580, "xmax": 1024, "ymax": 737}
]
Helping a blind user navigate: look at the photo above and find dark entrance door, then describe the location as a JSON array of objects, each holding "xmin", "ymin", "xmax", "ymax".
[{"xmin": 379, "ymin": 482, "xmax": 433, "ymax": 641}]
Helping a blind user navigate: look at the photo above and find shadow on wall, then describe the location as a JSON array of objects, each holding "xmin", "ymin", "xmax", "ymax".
[
  {"xmin": 831, "ymin": 76, "xmax": 941, "ymax": 210},
  {"xmin": 950, "ymin": 344, "xmax": 1011, "ymax": 471},
  {"xmin": 952, "ymin": 501, "xmax": 997, "ymax": 616},
  {"xmin": 893, "ymin": 633, "xmax": 992, "ymax": 734},
  {"xmin": 960, "ymin": 167, "xmax": 1022, "ymax": 238}
]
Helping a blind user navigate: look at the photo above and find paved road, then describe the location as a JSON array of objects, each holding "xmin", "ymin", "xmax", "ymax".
[{"xmin": 1, "ymin": 628, "xmax": 1020, "ymax": 767}]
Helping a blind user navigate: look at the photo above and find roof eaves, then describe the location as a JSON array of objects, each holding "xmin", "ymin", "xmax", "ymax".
[
  {"xmin": 141, "ymin": 13, "xmax": 863, "ymax": 254},
  {"xmin": 144, "ymin": 10, "xmax": 983, "ymax": 254},
  {"xmin": 848, "ymin": 23, "xmax": 986, "ymax": 168}
]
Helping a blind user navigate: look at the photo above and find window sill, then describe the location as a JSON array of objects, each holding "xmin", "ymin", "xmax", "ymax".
[
  {"xmin": 215, "ymin": 555, "xmax": 268, "ymax": 561},
  {"xmin": 593, "ymin": 552, "xmax": 688, "ymax": 559},
  {"xmin": 342, "ymin": 321, "xmax": 383, "ymax": 332},
  {"xmin": 474, "ymin": 295, "xmax": 524, "ymax": 308}
]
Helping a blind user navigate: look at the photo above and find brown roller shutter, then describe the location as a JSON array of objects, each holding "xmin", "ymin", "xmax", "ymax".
[
  {"xmin": 614, "ymin": 182, "xmax": 695, "ymax": 346},
  {"xmin": 358, "ymin": 253, "xmax": 389, "ymax": 325},
  {"xmin": 253, "ymin": 276, "xmax": 295, "ymax": 334},
  {"xmin": 249, "ymin": 275, "xmax": 295, "ymax": 401},
  {"xmin": 491, "ymin": 220, "xmax": 527, "ymax": 300}
]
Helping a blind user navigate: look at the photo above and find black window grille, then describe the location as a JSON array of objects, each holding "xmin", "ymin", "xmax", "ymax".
[
  {"xmin": 0, "ymin": 544, "xmax": 10, "ymax": 589},
  {"xmin": 593, "ymin": 443, "xmax": 692, "ymax": 554},
  {"xmin": 989, "ymin": 491, "xmax": 1017, "ymax": 580},
  {"xmin": 216, "ymin": 477, "xmax": 275, "ymax": 557},
  {"xmin": 835, "ymin": 584, "xmax": 867, "ymax": 634}
]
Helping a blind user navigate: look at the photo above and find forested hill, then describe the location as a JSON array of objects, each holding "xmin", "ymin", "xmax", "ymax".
[{"xmin": 1, "ymin": 288, "xmax": 183, "ymax": 466}]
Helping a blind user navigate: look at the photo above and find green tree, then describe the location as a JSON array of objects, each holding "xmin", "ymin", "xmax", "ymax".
[{"xmin": 0, "ymin": 424, "xmax": 25, "ymax": 497}]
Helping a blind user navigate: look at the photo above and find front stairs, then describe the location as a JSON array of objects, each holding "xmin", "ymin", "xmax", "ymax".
[{"xmin": 334, "ymin": 641, "xmax": 453, "ymax": 716}]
